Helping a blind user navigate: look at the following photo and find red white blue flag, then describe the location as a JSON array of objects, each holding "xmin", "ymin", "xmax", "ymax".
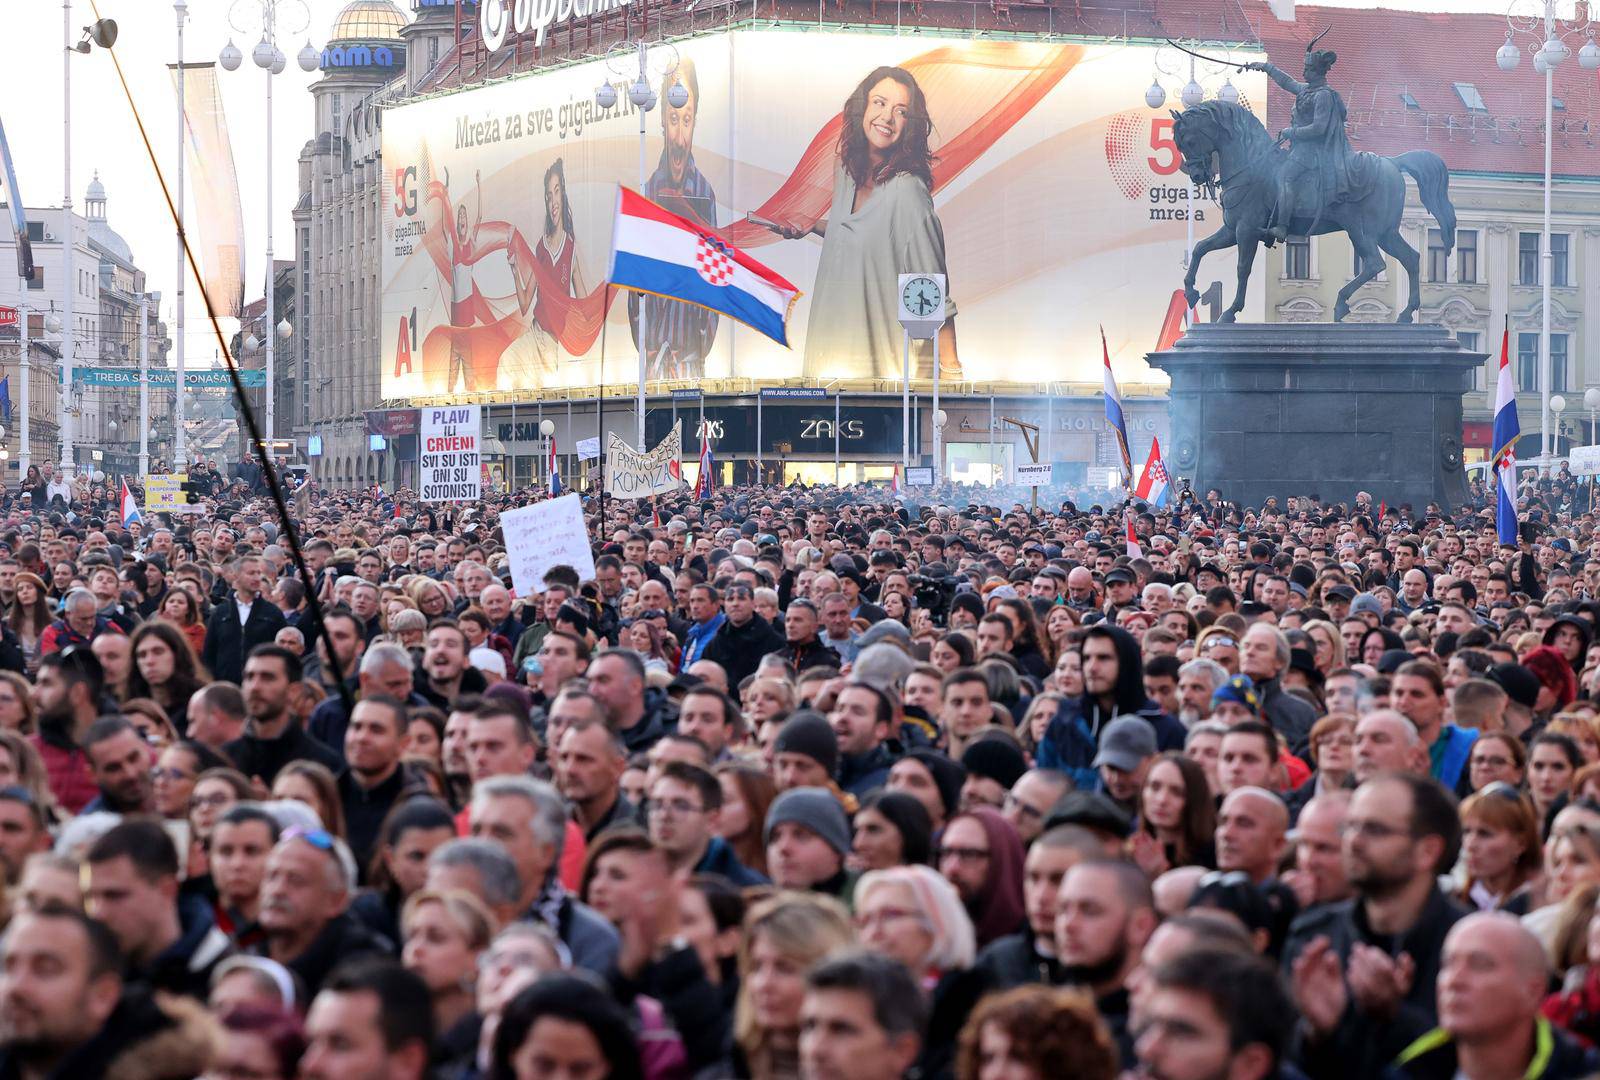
[
  {"xmin": 120, "ymin": 479, "xmax": 142, "ymax": 529},
  {"xmin": 1492, "ymin": 319, "xmax": 1520, "ymax": 545},
  {"xmin": 609, "ymin": 188, "xmax": 800, "ymax": 347},
  {"xmin": 694, "ymin": 434, "xmax": 715, "ymax": 500},
  {"xmin": 1133, "ymin": 437, "xmax": 1171, "ymax": 508}
]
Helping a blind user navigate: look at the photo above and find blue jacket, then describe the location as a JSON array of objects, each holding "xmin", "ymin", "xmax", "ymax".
[
  {"xmin": 681, "ymin": 612, "xmax": 726, "ymax": 667},
  {"xmin": 1431, "ymin": 725, "xmax": 1478, "ymax": 791},
  {"xmin": 693, "ymin": 836, "xmax": 769, "ymax": 888}
]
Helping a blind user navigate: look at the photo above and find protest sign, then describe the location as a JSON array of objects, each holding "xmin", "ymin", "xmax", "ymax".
[
  {"xmin": 606, "ymin": 421, "xmax": 683, "ymax": 499},
  {"xmin": 1016, "ymin": 463, "xmax": 1053, "ymax": 487},
  {"xmin": 501, "ymin": 494, "xmax": 596, "ymax": 594},
  {"xmin": 143, "ymin": 474, "xmax": 199, "ymax": 513},
  {"xmin": 419, "ymin": 406, "xmax": 482, "ymax": 503},
  {"xmin": 576, "ymin": 437, "xmax": 600, "ymax": 461}
]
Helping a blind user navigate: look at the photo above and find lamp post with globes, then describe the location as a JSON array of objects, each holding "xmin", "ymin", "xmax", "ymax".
[
  {"xmin": 1494, "ymin": 6, "xmax": 1600, "ymax": 460},
  {"xmin": 1144, "ymin": 44, "xmax": 1244, "ymax": 295},
  {"xmin": 595, "ymin": 40, "xmax": 689, "ymax": 452},
  {"xmin": 540, "ymin": 418, "xmax": 556, "ymax": 488},
  {"xmin": 219, "ymin": 0, "xmax": 318, "ymax": 461}
]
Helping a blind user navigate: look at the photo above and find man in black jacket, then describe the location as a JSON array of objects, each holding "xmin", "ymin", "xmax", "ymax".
[
  {"xmin": 976, "ymin": 824, "xmax": 1102, "ymax": 991},
  {"xmin": 252, "ymin": 827, "xmax": 390, "ymax": 995},
  {"xmin": 224, "ymin": 645, "xmax": 343, "ymax": 785},
  {"xmin": 1285, "ymin": 772, "xmax": 1468, "ymax": 1078},
  {"xmin": 703, "ymin": 583, "xmax": 783, "ymax": 688},
  {"xmin": 202, "ymin": 554, "xmax": 287, "ymax": 684},
  {"xmin": 777, "ymin": 599, "xmax": 842, "ymax": 677}
]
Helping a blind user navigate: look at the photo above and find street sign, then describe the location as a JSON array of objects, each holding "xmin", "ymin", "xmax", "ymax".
[{"xmin": 1016, "ymin": 463, "xmax": 1053, "ymax": 486}]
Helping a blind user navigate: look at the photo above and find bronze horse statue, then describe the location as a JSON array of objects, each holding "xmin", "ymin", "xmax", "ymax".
[{"xmin": 1173, "ymin": 99, "xmax": 1455, "ymax": 323}]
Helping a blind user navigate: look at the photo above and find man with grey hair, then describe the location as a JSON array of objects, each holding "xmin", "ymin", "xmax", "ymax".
[
  {"xmin": 1141, "ymin": 582, "xmax": 1174, "ymax": 615},
  {"xmin": 1240, "ymin": 622, "xmax": 1317, "ymax": 755},
  {"xmin": 252, "ymin": 826, "xmax": 387, "ymax": 995},
  {"xmin": 308, "ymin": 639, "xmax": 420, "ymax": 758},
  {"xmin": 426, "ymin": 838, "xmax": 524, "ymax": 928},
  {"xmin": 468, "ymin": 776, "xmax": 618, "ymax": 973},
  {"xmin": 40, "ymin": 587, "xmax": 119, "ymax": 653},
  {"xmin": 1177, "ymin": 658, "xmax": 1229, "ymax": 727}
]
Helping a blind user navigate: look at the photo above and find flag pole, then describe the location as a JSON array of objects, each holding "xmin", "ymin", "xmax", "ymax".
[{"xmin": 597, "ymin": 286, "xmax": 608, "ymax": 542}]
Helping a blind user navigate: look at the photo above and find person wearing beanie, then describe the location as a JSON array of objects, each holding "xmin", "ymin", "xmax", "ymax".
[
  {"xmin": 1488, "ymin": 662, "xmax": 1542, "ymax": 740},
  {"xmin": 1211, "ymin": 675, "xmax": 1263, "ymax": 726},
  {"xmin": 888, "ymin": 749, "xmax": 967, "ymax": 831},
  {"xmin": 772, "ymin": 711, "xmax": 839, "ymax": 792},
  {"xmin": 959, "ymin": 737, "xmax": 1028, "ymax": 813},
  {"xmin": 764, "ymin": 786, "xmax": 853, "ymax": 898}
]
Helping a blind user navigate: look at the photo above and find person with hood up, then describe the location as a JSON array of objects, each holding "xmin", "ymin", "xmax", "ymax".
[
  {"xmin": 1035, "ymin": 624, "xmax": 1185, "ymax": 791},
  {"xmin": 1542, "ymin": 614, "xmax": 1592, "ymax": 679},
  {"xmin": 936, "ymin": 806, "xmax": 1026, "ymax": 951}
]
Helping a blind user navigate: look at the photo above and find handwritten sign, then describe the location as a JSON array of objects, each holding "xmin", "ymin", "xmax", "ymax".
[
  {"xmin": 143, "ymin": 473, "xmax": 197, "ymax": 513},
  {"xmin": 419, "ymin": 405, "xmax": 482, "ymax": 503},
  {"xmin": 575, "ymin": 436, "xmax": 600, "ymax": 461},
  {"xmin": 606, "ymin": 421, "xmax": 683, "ymax": 500},
  {"xmin": 501, "ymin": 494, "xmax": 596, "ymax": 594}
]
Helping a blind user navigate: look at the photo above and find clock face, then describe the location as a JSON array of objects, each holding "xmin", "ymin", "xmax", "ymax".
[{"xmin": 902, "ymin": 276, "xmax": 942, "ymax": 319}]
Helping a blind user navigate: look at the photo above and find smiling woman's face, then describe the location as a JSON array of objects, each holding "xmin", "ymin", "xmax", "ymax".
[{"xmin": 862, "ymin": 77, "xmax": 911, "ymax": 154}]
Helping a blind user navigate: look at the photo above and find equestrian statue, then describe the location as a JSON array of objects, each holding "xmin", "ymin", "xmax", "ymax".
[{"xmin": 1173, "ymin": 32, "xmax": 1456, "ymax": 324}]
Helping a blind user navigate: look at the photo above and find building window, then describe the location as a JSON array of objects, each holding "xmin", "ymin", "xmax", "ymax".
[
  {"xmin": 1285, "ymin": 237, "xmax": 1310, "ymax": 280},
  {"xmin": 1457, "ymin": 230, "xmax": 1478, "ymax": 284},
  {"xmin": 1520, "ymin": 232, "xmax": 1540, "ymax": 285},
  {"xmin": 25, "ymin": 268, "xmax": 42, "ymax": 290},
  {"xmin": 1518, "ymin": 332, "xmax": 1538, "ymax": 391},
  {"xmin": 1457, "ymin": 331, "xmax": 1484, "ymax": 390},
  {"xmin": 1553, "ymin": 233, "xmax": 1570, "ymax": 287},
  {"xmin": 1553, "ymin": 333, "xmax": 1569, "ymax": 390},
  {"xmin": 25, "ymin": 222, "xmax": 41, "ymax": 242},
  {"xmin": 1428, "ymin": 229, "xmax": 1449, "ymax": 282}
]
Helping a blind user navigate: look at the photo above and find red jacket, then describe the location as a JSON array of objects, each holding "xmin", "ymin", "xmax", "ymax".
[{"xmin": 30, "ymin": 732, "xmax": 98, "ymax": 814}]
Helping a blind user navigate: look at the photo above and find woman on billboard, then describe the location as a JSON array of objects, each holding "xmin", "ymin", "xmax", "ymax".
[
  {"xmin": 769, "ymin": 66, "xmax": 961, "ymax": 381},
  {"xmin": 511, "ymin": 158, "xmax": 588, "ymax": 373},
  {"xmin": 443, "ymin": 169, "xmax": 486, "ymax": 393}
]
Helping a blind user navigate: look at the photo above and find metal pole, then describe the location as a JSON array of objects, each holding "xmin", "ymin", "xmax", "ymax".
[
  {"xmin": 17, "ymin": 281, "xmax": 28, "ymax": 476},
  {"xmin": 1046, "ymin": 393, "xmax": 1054, "ymax": 470},
  {"xmin": 756, "ymin": 393, "xmax": 762, "ymax": 483},
  {"xmin": 834, "ymin": 392, "xmax": 840, "ymax": 486},
  {"xmin": 932, "ymin": 331, "xmax": 941, "ymax": 484},
  {"xmin": 175, "ymin": 0, "xmax": 187, "ymax": 467},
  {"xmin": 61, "ymin": 0, "xmax": 75, "ymax": 474},
  {"xmin": 138, "ymin": 296, "xmax": 149, "ymax": 477},
  {"xmin": 988, "ymin": 394, "xmax": 995, "ymax": 486},
  {"xmin": 264, "ymin": 2, "xmax": 277, "ymax": 457},
  {"xmin": 901, "ymin": 328, "xmax": 910, "ymax": 466},
  {"xmin": 1541, "ymin": 23, "xmax": 1553, "ymax": 458},
  {"xmin": 635, "ymin": 42, "xmax": 648, "ymax": 451}
]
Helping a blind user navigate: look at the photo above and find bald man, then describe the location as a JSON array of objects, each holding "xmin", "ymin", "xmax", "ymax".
[
  {"xmin": 1215, "ymin": 786, "xmax": 1288, "ymax": 885},
  {"xmin": 686, "ymin": 660, "xmax": 729, "ymax": 695},
  {"xmin": 1065, "ymin": 567, "xmax": 1098, "ymax": 612},
  {"xmin": 1284, "ymin": 793, "xmax": 1352, "ymax": 911},
  {"xmin": 1394, "ymin": 913, "xmax": 1597, "ymax": 1076},
  {"xmin": 1353, "ymin": 710, "xmax": 1428, "ymax": 783}
]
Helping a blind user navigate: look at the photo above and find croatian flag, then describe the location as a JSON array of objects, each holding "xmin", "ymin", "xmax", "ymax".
[
  {"xmin": 1102, "ymin": 326, "xmax": 1132, "ymax": 485},
  {"xmin": 694, "ymin": 435, "xmax": 714, "ymax": 499},
  {"xmin": 891, "ymin": 464, "xmax": 901, "ymax": 496},
  {"xmin": 1134, "ymin": 437, "xmax": 1171, "ymax": 508},
  {"xmin": 1125, "ymin": 512, "xmax": 1142, "ymax": 559},
  {"xmin": 609, "ymin": 188, "xmax": 800, "ymax": 347},
  {"xmin": 120, "ymin": 479, "xmax": 142, "ymax": 529},
  {"xmin": 548, "ymin": 438, "xmax": 562, "ymax": 497},
  {"xmin": 1492, "ymin": 321, "xmax": 1521, "ymax": 546}
]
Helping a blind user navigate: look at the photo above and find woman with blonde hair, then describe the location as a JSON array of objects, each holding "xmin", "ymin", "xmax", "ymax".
[
  {"xmin": 0, "ymin": 729, "xmax": 61, "ymax": 825},
  {"xmin": 1526, "ymin": 815, "xmax": 1600, "ymax": 957},
  {"xmin": 734, "ymin": 892, "xmax": 855, "ymax": 1080},
  {"xmin": 401, "ymin": 888, "xmax": 496, "ymax": 1037},
  {"xmin": 0, "ymin": 672, "xmax": 37, "ymax": 735},
  {"xmin": 410, "ymin": 578, "xmax": 453, "ymax": 621},
  {"xmin": 854, "ymin": 864, "xmax": 985, "ymax": 1079},
  {"xmin": 1302, "ymin": 619, "xmax": 1347, "ymax": 675}
]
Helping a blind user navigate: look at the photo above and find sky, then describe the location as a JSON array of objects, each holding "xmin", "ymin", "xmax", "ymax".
[{"xmin": 0, "ymin": 0, "xmax": 1565, "ymax": 368}]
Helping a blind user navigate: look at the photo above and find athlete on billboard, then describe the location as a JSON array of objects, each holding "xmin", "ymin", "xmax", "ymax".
[
  {"xmin": 763, "ymin": 66, "xmax": 961, "ymax": 382},
  {"xmin": 444, "ymin": 169, "xmax": 486, "ymax": 393},
  {"xmin": 627, "ymin": 61, "xmax": 720, "ymax": 381},
  {"xmin": 510, "ymin": 159, "xmax": 588, "ymax": 374}
]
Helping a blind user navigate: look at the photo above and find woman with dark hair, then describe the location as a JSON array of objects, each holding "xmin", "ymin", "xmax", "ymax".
[
  {"xmin": 128, "ymin": 620, "xmax": 208, "ymax": 733},
  {"xmin": 1132, "ymin": 751, "xmax": 1216, "ymax": 875},
  {"xmin": 511, "ymin": 157, "xmax": 589, "ymax": 377},
  {"xmin": 849, "ymin": 790, "xmax": 934, "ymax": 871},
  {"xmin": 351, "ymin": 797, "xmax": 459, "ymax": 947},
  {"xmin": 491, "ymin": 974, "xmax": 643, "ymax": 1080},
  {"xmin": 158, "ymin": 585, "xmax": 208, "ymax": 657},
  {"xmin": 931, "ymin": 631, "xmax": 976, "ymax": 673},
  {"xmin": 1360, "ymin": 626, "xmax": 1406, "ymax": 668},
  {"xmin": 681, "ymin": 874, "xmax": 747, "ymax": 1014},
  {"xmin": 7, "ymin": 572, "xmax": 51, "ymax": 677},
  {"xmin": 714, "ymin": 761, "xmax": 777, "ymax": 878},
  {"xmin": 955, "ymin": 985, "xmax": 1118, "ymax": 1080},
  {"xmin": 780, "ymin": 66, "xmax": 960, "ymax": 381}
]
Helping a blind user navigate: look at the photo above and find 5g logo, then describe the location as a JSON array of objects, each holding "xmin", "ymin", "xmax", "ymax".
[{"xmin": 393, "ymin": 166, "xmax": 419, "ymax": 218}]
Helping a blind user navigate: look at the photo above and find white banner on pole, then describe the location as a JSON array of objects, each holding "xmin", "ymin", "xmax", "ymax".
[
  {"xmin": 576, "ymin": 437, "xmax": 601, "ymax": 461},
  {"xmin": 501, "ymin": 494, "xmax": 597, "ymax": 594},
  {"xmin": 1016, "ymin": 463, "xmax": 1052, "ymax": 487},
  {"xmin": 606, "ymin": 421, "xmax": 683, "ymax": 499},
  {"xmin": 1568, "ymin": 445, "xmax": 1600, "ymax": 475},
  {"xmin": 419, "ymin": 406, "xmax": 482, "ymax": 503}
]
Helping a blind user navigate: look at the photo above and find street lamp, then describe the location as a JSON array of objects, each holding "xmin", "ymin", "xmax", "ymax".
[
  {"xmin": 1495, "ymin": 4, "xmax": 1599, "ymax": 461},
  {"xmin": 540, "ymin": 418, "xmax": 556, "ymax": 487},
  {"xmin": 933, "ymin": 409, "xmax": 948, "ymax": 486},
  {"xmin": 1145, "ymin": 43, "xmax": 1246, "ymax": 300},
  {"xmin": 62, "ymin": 9, "xmax": 118, "ymax": 475},
  {"xmin": 220, "ymin": 0, "xmax": 316, "ymax": 454},
  {"xmin": 596, "ymin": 39, "xmax": 684, "ymax": 451},
  {"xmin": 1585, "ymin": 386, "xmax": 1600, "ymax": 443}
]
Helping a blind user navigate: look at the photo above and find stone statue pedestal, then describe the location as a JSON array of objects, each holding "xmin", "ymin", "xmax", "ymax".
[{"xmin": 1145, "ymin": 323, "xmax": 1485, "ymax": 511}]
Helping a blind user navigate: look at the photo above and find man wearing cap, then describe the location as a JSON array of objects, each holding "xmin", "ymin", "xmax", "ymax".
[
  {"xmin": 765, "ymin": 787, "xmax": 853, "ymax": 898},
  {"xmin": 1093, "ymin": 717, "xmax": 1157, "ymax": 818},
  {"xmin": 959, "ymin": 738, "xmax": 1028, "ymax": 813},
  {"xmin": 1323, "ymin": 584, "xmax": 1356, "ymax": 623},
  {"xmin": 1103, "ymin": 567, "xmax": 1139, "ymax": 616},
  {"xmin": 1037, "ymin": 625, "xmax": 1184, "ymax": 792},
  {"xmin": 1487, "ymin": 663, "xmax": 1541, "ymax": 740},
  {"xmin": 772, "ymin": 712, "xmax": 840, "ymax": 792}
]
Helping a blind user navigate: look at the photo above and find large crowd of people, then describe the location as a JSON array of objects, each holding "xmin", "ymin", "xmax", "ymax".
[{"xmin": 1, "ymin": 468, "xmax": 1599, "ymax": 1079}]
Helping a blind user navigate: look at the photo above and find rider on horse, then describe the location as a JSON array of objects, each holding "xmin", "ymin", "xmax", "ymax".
[{"xmin": 1244, "ymin": 35, "xmax": 1353, "ymax": 245}]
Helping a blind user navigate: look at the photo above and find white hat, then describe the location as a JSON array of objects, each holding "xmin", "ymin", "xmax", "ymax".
[{"xmin": 469, "ymin": 646, "xmax": 507, "ymax": 678}]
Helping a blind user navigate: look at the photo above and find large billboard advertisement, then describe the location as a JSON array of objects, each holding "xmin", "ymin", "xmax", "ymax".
[{"xmin": 380, "ymin": 33, "xmax": 1265, "ymax": 400}]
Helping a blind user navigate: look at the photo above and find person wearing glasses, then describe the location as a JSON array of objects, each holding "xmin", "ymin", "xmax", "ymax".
[{"xmin": 1285, "ymin": 773, "xmax": 1469, "ymax": 1076}]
